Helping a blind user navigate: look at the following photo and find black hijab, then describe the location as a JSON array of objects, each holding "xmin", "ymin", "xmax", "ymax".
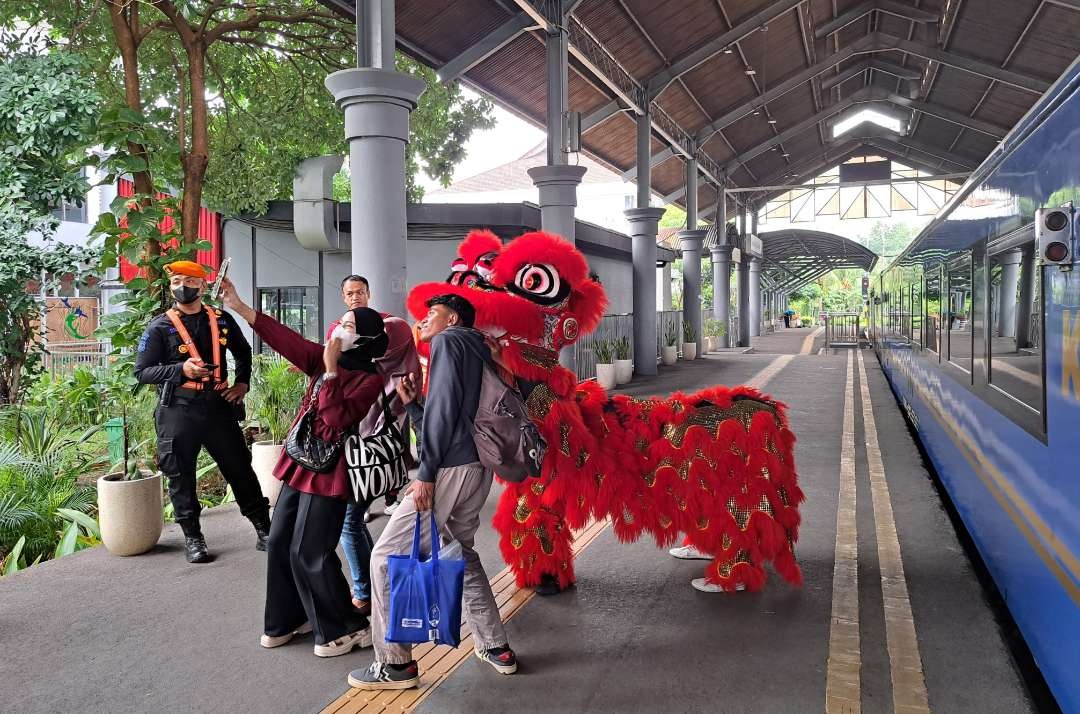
[{"xmin": 337, "ymin": 307, "xmax": 388, "ymax": 373}]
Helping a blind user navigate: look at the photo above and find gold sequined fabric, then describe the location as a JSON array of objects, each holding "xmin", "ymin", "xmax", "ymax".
[
  {"xmin": 525, "ymin": 383, "xmax": 557, "ymax": 421},
  {"xmin": 662, "ymin": 398, "xmax": 778, "ymax": 447},
  {"xmin": 518, "ymin": 342, "xmax": 558, "ymax": 370}
]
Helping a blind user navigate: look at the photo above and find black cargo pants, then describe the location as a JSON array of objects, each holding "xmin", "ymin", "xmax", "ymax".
[{"xmin": 155, "ymin": 395, "xmax": 270, "ymax": 537}]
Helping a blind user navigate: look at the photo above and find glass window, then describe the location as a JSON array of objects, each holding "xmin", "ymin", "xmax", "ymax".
[
  {"xmin": 947, "ymin": 255, "xmax": 972, "ymax": 372},
  {"xmin": 987, "ymin": 248, "xmax": 1041, "ymax": 411},
  {"xmin": 911, "ymin": 280, "xmax": 923, "ymax": 347},
  {"xmin": 925, "ymin": 267, "xmax": 941, "ymax": 355},
  {"xmin": 257, "ymin": 287, "xmax": 319, "ymax": 354}
]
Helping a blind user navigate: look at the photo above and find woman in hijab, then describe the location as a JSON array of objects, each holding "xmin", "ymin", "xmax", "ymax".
[
  {"xmin": 339, "ymin": 314, "xmax": 421, "ymax": 614},
  {"xmin": 219, "ymin": 278, "xmax": 385, "ymax": 658}
]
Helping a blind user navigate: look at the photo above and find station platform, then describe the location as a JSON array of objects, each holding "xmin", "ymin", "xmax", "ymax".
[{"xmin": 0, "ymin": 337, "xmax": 1037, "ymax": 713}]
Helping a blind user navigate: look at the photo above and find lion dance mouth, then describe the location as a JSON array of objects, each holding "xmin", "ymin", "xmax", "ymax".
[{"xmin": 407, "ymin": 230, "xmax": 804, "ymax": 592}]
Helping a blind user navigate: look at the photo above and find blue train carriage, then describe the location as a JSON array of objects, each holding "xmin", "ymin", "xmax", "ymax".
[{"xmin": 871, "ymin": 57, "xmax": 1080, "ymax": 711}]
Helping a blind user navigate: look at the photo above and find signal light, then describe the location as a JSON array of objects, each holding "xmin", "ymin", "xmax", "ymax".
[{"xmin": 1036, "ymin": 207, "xmax": 1073, "ymax": 265}]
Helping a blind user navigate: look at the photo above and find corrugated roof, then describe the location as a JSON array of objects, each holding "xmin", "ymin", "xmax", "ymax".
[{"xmin": 320, "ymin": 0, "xmax": 1080, "ymax": 220}]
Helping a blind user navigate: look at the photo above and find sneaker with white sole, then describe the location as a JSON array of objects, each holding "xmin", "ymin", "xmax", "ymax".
[
  {"xmin": 669, "ymin": 544, "xmax": 711, "ymax": 560},
  {"xmin": 691, "ymin": 577, "xmax": 746, "ymax": 593},
  {"xmin": 313, "ymin": 628, "xmax": 371, "ymax": 657},
  {"xmin": 260, "ymin": 622, "xmax": 313, "ymax": 649},
  {"xmin": 475, "ymin": 646, "xmax": 518, "ymax": 674},
  {"xmin": 348, "ymin": 661, "xmax": 420, "ymax": 690}
]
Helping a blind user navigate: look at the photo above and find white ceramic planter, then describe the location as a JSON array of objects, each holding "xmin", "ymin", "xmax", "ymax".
[
  {"xmin": 682, "ymin": 342, "xmax": 697, "ymax": 360},
  {"xmin": 595, "ymin": 363, "xmax": 617, "ymax": 390},
  {"xmin": 97, "ymin": 471, "xmax": 163, "ymax": 556},
  {"xmin": 252, "ymin": 440, "xmax": 284, "ymax": 508},
  {"xmin": 661, "ymin": 345, "xmax": 678, "ymax": 365},
  {"xmin": 703, "ymin": 336, "xmax": 714, "ymax": 353},
  {"xmin": 614, "ymin": 359, "xmax": 633, "ymax": 384}
]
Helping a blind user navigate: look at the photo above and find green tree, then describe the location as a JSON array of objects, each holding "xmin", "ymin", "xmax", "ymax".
[
  {"xmin": 659, "ymin": 205, "xmax": 687, "ymax": 229},
  {"xmin": 0, "ymin": 40, "xmax": 99, "ymax": 404},
  {"xmin": 18, "ymin": 2, "xmax": 495, "ymax": 221}
]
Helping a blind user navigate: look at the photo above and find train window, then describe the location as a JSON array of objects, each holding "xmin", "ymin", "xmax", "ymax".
[
  {"xmin": 925, "ymin": 268, "xmax": 941, "ymax": 356},
  {"xmin": 987, "ymin": 248, "xmax": 1041, "ymax": 411},
  {"xmin": 901, "ymin": 279, "xmax": 911, "ymax": 340},
  {"xmin": 911, "ymin": 280, "xmax": 923, "ymax": 347},
  {"xmin": 947, "ymin": 255, "xmax": 972, "ymax": 373}
]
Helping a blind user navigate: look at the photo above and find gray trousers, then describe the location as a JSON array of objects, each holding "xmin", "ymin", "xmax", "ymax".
[{"xmin": 370, "ymin": 462, "xmax": 508, "ymax": 664}]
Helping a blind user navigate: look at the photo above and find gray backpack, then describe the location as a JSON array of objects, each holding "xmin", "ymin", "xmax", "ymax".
[{"xmin": 469, "ymin": 356, "xmax": 547, "ymax": 483}]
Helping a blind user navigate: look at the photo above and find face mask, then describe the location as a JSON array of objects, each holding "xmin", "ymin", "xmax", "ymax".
[
  {"xmin": 172, "ymin": 286, "xmax": 201, "ymax": 305},
  {"xmin": 330, "ymin": 324, "xmax": 360, "ymax": 350}
]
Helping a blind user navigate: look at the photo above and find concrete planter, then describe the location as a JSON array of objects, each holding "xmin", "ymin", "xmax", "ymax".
[
  {"xmin": 252, "ymin": 440, "xmax": 284, "ymax": 508},
  {"xmin": 97, "ymin": 471, "xmax": 163, "ymax": 556},
  {"xmin": 614, "ymin": 359, "xmax": 633, "ymax": 384},
  {"xmin": 704, "ymin": 336, "xmax": 714, "ymax": 353},
  {"xmin": 661, "ymin": 345, "xmax": 678, "ymax": 365},
  {"xmin": 595, "ymin": 363, "xmax": 617, "ymax": 390},
  {"xmin": 682, "ymin": 342, "xmax": 697, "ymax": 360}
]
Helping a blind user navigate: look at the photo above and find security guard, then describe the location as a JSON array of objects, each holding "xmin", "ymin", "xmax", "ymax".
[{"xmin": 134, "ymin": 260, "xmax": 271, "ymax": 563}]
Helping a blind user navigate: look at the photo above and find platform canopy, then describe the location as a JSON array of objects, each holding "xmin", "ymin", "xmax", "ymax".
[
  {"xmin": 321, "ymin": 0, "xmax": 1080, "ymax": 217},
  {"xmin": 756, "ymin": 228, "xmax": 878, "ymax": 292}
]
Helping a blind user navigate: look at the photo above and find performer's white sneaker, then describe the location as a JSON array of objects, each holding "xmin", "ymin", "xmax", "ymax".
[
  {"xmin": 691, "ymin": 578, "xmax": 746, "ymax": 593},
  {"xmin": 314, "ymin": 628, "xmax": 372, "ymax": 657},
  {"xmin": 260, "ymin": 622, "xmax": 312, "ymax": 648},
  {"xmin": 669, "ymin": 544, "xmax": 711, "ymax": 560}
]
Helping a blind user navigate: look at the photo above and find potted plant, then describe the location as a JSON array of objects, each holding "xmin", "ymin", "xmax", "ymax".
[
  {"xmin": 682, "ymin": 320, "xmax": 698, "ymax": 360},
  {"xmin": 708, "ymin": 318, "xmax": 727, "ymax": 351},
  {"xmin": 613, "ymin": 336, "xmax": 633, "ymax": 384},
  {"xmin": 97, "ymin": 376, "xmax": 163, "ymax": 557},
  {"xmin": 592, "ymin": 338, "xmax": 617, "ymax": 390},
  {"xmin": 661, "ymin": 324, "xmax": 678, "ymax": 365},
  {"xmin": 248, "ymin": 355, "xmax": 306, "ymax": 507}
]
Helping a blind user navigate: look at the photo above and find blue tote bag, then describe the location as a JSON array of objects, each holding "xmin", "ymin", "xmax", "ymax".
[{"xmin": 386, "ymin": 512, "xmax": 466, "ymax": 646}]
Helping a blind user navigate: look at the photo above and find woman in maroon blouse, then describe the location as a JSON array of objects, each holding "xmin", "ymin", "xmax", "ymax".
[{"xmin": 220, "ymin": 279, "xmax": 385, "ymax": 658}]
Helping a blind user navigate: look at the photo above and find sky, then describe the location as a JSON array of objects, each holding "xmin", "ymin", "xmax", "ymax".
[{"xmin": 417, "ymin": 89, "xmax": 545, "ymax": 193}]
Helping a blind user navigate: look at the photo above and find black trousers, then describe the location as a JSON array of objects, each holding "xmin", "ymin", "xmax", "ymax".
[
  {"xmin": 264, "ymin": 482, "xmax": 368, "ymax": 645},
  {"xmin": 155, "ymin": 396, "xmax": 270, "ymax": 537}
]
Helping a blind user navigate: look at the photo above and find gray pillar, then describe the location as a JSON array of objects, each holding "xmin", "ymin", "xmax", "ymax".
[
  {"xmin": 628, "ymin": 208, "xmax": 665, "ymax": 376},
  {"xmin": 737, "ymin": 206, "xmax": 751, "ymax": 348},
  {"xmin": 685, "ymin": 158, "xmax": 698, "ymax": 229},
  {"xmin": 712, "ymin": 245, "xmax": 732, "ymax": 347},
  {"xmin": 997, "ymin": 249, "xmax": 1022, "ymax": 339},
  {"xmin": 528, "ymin": 166, "xmax": 587, "ymax": 242},
  {"xmin": 1016, "ymin": 243, "xmax": 1036, "ymax": 349},
  {"xmin": 544, "ymin": 20, "xmax": 568, "ymax": 167},
  {"xmin": 749, "ymin": 257, "xmax": 762, "ymax": 338},
  {"xmin": 627, "ymin": 108, "xmax": 663, "ymax": 376},
  {"xmin": 680, "ymin": 229, "xmax": 707, "ymax": 356},
  {"xmin": 326, "ymin": 20, "xmax": 425, "ymax": 320}
]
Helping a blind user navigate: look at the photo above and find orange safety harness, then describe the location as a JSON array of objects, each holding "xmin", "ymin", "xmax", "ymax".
[{"xmin": 166, "ymin": 306, "xmax": 226, "ymax": 391}]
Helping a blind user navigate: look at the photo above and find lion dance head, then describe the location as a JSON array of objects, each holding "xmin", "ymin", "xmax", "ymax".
[{"xmin": 407, "ymin": 229, "xmax": 608, "ymax": 353}]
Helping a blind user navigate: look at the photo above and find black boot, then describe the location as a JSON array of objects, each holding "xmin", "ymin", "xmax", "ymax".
[
  {"xmin": 184, "ymin": 535, "xmax": 213, "ymax": 564},
  {"xmin": 251, "ymin": 515, "xmax": 271, "ymax": 552},
  {"xmin": 534, "ymin": 574, "xmax": 562, "ymax": 596}
]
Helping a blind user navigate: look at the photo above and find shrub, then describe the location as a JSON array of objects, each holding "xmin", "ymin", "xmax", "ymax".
[
  {"xmin": 249, "ymin": 355, "xmax": 306, "ymax": 443},
  {"xmin": 591, "ymin": 339, "xmax": 614, "ymax": 365},
  {"xmin": 664, "ymin": 323, "xmax": 678, "ymax": 347},
  {"xmin": 613, "ymin": 336, "xmax": 631, "ymax": 361},
  {"xmin": 682, "ymin": 320, "xmax": 696, "ymax": 343}
]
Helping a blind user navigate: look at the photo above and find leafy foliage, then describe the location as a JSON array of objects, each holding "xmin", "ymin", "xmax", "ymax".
[
  {"xmin": 0, "ymin": 407, "xmax": 106, "ymax": 568},
  {"xmin": 590, "ymin": 339, "xmax": 614, "ymax": 365},
  {"xmin": 248, "ymin": 355, "xmax": 306, "ymax": 443},
  {"xmin": 0, "ymin": 42, "xmax": 100, "ymax": 404}
]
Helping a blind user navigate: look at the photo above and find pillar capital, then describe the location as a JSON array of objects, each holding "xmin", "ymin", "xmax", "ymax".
[
  {"xmin": 710, "ymin": 245, "xmax": 733, "ymax": 262},
  {"xmin": 528, "ymin": 165, "xmax": 588, "ymax": 199},
  {"xmin": 996, "ymin": 248, "xmax": 1023, "ymax": 265},
  {"xmin": 325, "ymin": 68, "xmax": 425, "ymax": 142},
  {"xmin": 678, "ymin": 228, "xmax": 708, "ymax": 253},
  {"xmin": 623, "ymin": 207, "xmax": 666, "ymax": 234}
]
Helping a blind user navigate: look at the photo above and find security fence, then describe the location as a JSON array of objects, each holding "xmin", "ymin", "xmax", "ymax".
[{"xmin": 824, "ymin": 312, "xmax": 861, "ymax": 348}]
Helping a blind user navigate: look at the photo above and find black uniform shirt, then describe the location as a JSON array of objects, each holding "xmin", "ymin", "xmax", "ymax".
[{"xmin": 134, "ymin": 305, "xmax": 252, "ymax": 387}]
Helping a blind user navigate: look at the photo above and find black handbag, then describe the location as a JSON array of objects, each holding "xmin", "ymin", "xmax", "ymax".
[
  {"xmin": 284, "ymin": 375, "xmax": 343, "ymax": 473},
  {"xmin": 343, "ymin": 392, "xmax": 410, "ymax": 503}
]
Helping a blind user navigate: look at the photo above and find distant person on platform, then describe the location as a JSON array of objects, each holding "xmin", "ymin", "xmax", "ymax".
[
  {"xmin": 783, "ymin": 308, "xmax": 795, "ymax": 328},
  {"xmin": 134, "ymin": 260, "xmax": 270, "ymax": 564}
]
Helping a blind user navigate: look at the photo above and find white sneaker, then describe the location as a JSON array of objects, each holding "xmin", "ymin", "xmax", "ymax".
[
  {"xmin": 669, "ymin": 544, "xmax": 711, "ymax": 560},
  {"xmin": 691, "ymin": 578, "xmax": 746, "ymax": 593},
  {"xmin": 383, "ymin": 501, "xmax": 399, "ymax": 516},
  {"xmin": 314, "ymin": 628, "xmax": 372, "ymax": 657},
  {"xmin": 260, "ymin": 622, "xmax": 313, "ymax": 648}
]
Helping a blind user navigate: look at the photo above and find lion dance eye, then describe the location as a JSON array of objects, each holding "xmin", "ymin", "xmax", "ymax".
[{"xmin": 512, "ymin": 263, "xmax": 566, "ymax": 304}]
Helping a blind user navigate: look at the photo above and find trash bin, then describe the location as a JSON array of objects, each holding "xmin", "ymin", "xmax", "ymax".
[{"xmin": 105, "ymin": 417, "xmax": 125, "ymax": 466}]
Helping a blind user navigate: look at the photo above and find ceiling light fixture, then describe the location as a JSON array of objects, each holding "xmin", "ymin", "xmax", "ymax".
[
  {"xmin": 724, "ymin": 47, "xmax": 733, "ymax": 54},
  {"xmin": 768, "ymin": 119, "xmax": 777, "ymax": 124},
  {"xmin": 745, "ymin": 69, "xmax": 756, "ymax": 75}
]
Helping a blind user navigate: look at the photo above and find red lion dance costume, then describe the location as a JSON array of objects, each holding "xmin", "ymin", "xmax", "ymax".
[{"xmin": 408, "ymin": 230, "xmax": 804, "ymax": 593}]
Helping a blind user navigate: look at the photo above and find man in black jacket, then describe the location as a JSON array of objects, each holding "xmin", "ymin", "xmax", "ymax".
[
  {"xmin": 348, "ymin": 294, "xmax": 517, "ymax": 691},
  {"xmin": 134, "ymin": 261, "xmax": 270, "ymax": 563}
]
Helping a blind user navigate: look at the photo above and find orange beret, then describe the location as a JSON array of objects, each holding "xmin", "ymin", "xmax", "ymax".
[{"xmin": 165, "ymin": 261, "xmax": 208, "ymax": 278}]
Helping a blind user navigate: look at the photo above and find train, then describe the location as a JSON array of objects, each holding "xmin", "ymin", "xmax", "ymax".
[{"xmin": 872, "ymin": 56, "xmax": 1080, "ymax": 711}]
